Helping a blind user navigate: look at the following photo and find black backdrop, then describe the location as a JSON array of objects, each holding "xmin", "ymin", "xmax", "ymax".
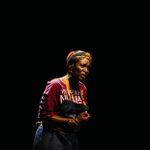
[
  {"xmin": 3, "ymin": 39, "xmax": 139, "ymax": 149},
  {"xmin": 2, "ymin": 13, "xmax": 140, "ymax": 148},
  {"xmin": 28, "ymin": 46, "xmax": 134, "ymax": 149},
  {"xmin": 1, "ymin": 5, "xmax": 144, "ymax": 149}
]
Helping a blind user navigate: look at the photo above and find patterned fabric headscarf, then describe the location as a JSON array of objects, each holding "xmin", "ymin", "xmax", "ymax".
[{"xmin": 66, "ymin": 50, "xmax": 92, "ymax": 68}]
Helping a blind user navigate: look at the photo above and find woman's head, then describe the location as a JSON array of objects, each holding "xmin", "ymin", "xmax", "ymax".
[
  {"xmin": 66, "ymin": 50, "xmax": 92, "ymax": 67},
  {"xmin": 66, "ymin": 50, "xmax": 92, "ymax": 81}
]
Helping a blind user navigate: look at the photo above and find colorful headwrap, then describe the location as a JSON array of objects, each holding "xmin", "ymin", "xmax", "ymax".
[{"xmin": 66, "ymin": 50, "xmax": 91, "ymax": 67}]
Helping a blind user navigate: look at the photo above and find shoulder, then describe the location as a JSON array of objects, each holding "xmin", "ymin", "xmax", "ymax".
[
  {"xmin": 48, "ymin": 78, "xmax": 60, "ymax": 84},
  {"xmin": 45, "ymin": 78, "xmax": 62, "ymax": 87},
  {"xmin": 45, "ymin": 77, "xmax": 66, "ymax": 89},
  {"xmin": 43, "ymin": 78, "xmax": 62, "ymax": 94}
]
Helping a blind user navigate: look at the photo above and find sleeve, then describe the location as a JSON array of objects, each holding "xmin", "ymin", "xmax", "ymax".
[{"xmin": 38, "ymin": 80, "xmax": 61, "ymax": 119}]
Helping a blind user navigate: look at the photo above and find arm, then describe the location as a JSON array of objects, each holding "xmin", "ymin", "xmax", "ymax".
[{"xmin": 50, "ymin": 115, "xmax": 80, "ymax": 127}]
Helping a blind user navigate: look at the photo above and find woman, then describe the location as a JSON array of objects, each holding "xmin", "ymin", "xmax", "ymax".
[{"xmin": 32, "ymin": 50, "xmax": 92, "ymax": 150}]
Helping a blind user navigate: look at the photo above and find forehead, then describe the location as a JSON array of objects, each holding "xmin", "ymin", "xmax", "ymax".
[{"xmin": 76, "ymin": 57, "xmax": 91, "ymax": 65}]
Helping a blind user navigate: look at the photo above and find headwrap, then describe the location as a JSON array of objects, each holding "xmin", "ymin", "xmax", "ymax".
[{"xmin": 66, "ymin": 50, "xmax": 87, "ymax": 67}]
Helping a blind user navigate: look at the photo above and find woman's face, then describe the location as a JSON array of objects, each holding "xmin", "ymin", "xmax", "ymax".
[{"xmin": 72, "ymin": 57, "xmax": 91, "ymax": 81}]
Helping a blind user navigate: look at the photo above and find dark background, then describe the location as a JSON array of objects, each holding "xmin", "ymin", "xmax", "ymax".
[
  {"xmin": 2, "ymin": 28, "xmax": 141, "ymax": 150},
  {"xmin": 2, "ymin": 8, "xmax": 144, "ymax": 149},
  {"xmin": 1, "ymin": 1, "xmax": 147, "ymax": 148},
  {"xmin": 3, "ymin": 36, "xmax": 139, "ymax": 149},
  {"xmin": 2, "ymin": 33, "xmax": 142, "ymax": 149},
  {"xmin": 28, "ymin": 46, "xmax": 135, "ymax": 149}
]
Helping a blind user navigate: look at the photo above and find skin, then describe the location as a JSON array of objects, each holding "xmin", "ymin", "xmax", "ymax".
[
  {"xmin": 71, "ymin": 57, "xmax": 91, "ymax": 82},
  {"xmin": 51, "ymin": 57, "xmax": 91, "ymax": 128}
]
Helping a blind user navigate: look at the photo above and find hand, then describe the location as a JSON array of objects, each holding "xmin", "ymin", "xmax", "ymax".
[
  {"xmin": 68, "ymin": 118, "xmax": 80, "ymax": 128},
  {"xmin": 76, "ymin": 111, "xmax": 91, "ymax": 122}
]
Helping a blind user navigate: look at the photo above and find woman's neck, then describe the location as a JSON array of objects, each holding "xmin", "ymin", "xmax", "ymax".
[{"xmin": 65, "ymin": 73, "xmax": 78, "ymax": 89}]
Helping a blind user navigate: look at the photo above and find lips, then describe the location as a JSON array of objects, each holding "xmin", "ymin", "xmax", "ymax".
[{"xmin": 81, "ymin": 74, "xmax": 87, "ymax": 79}]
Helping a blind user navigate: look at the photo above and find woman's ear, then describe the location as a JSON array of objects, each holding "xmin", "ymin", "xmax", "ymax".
[{"xmin": 67, "ymin": 64, "xmax": 74, "ymax": 74}]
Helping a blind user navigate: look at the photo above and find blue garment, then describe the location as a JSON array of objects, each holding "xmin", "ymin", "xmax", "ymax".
[
  {"xmin": 32, "ymin": 125, "xmax": 43, "ymax": 149},
  {"xmin": 33, "ymin": 127, "xmax": 79, "ymax": 150}
]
